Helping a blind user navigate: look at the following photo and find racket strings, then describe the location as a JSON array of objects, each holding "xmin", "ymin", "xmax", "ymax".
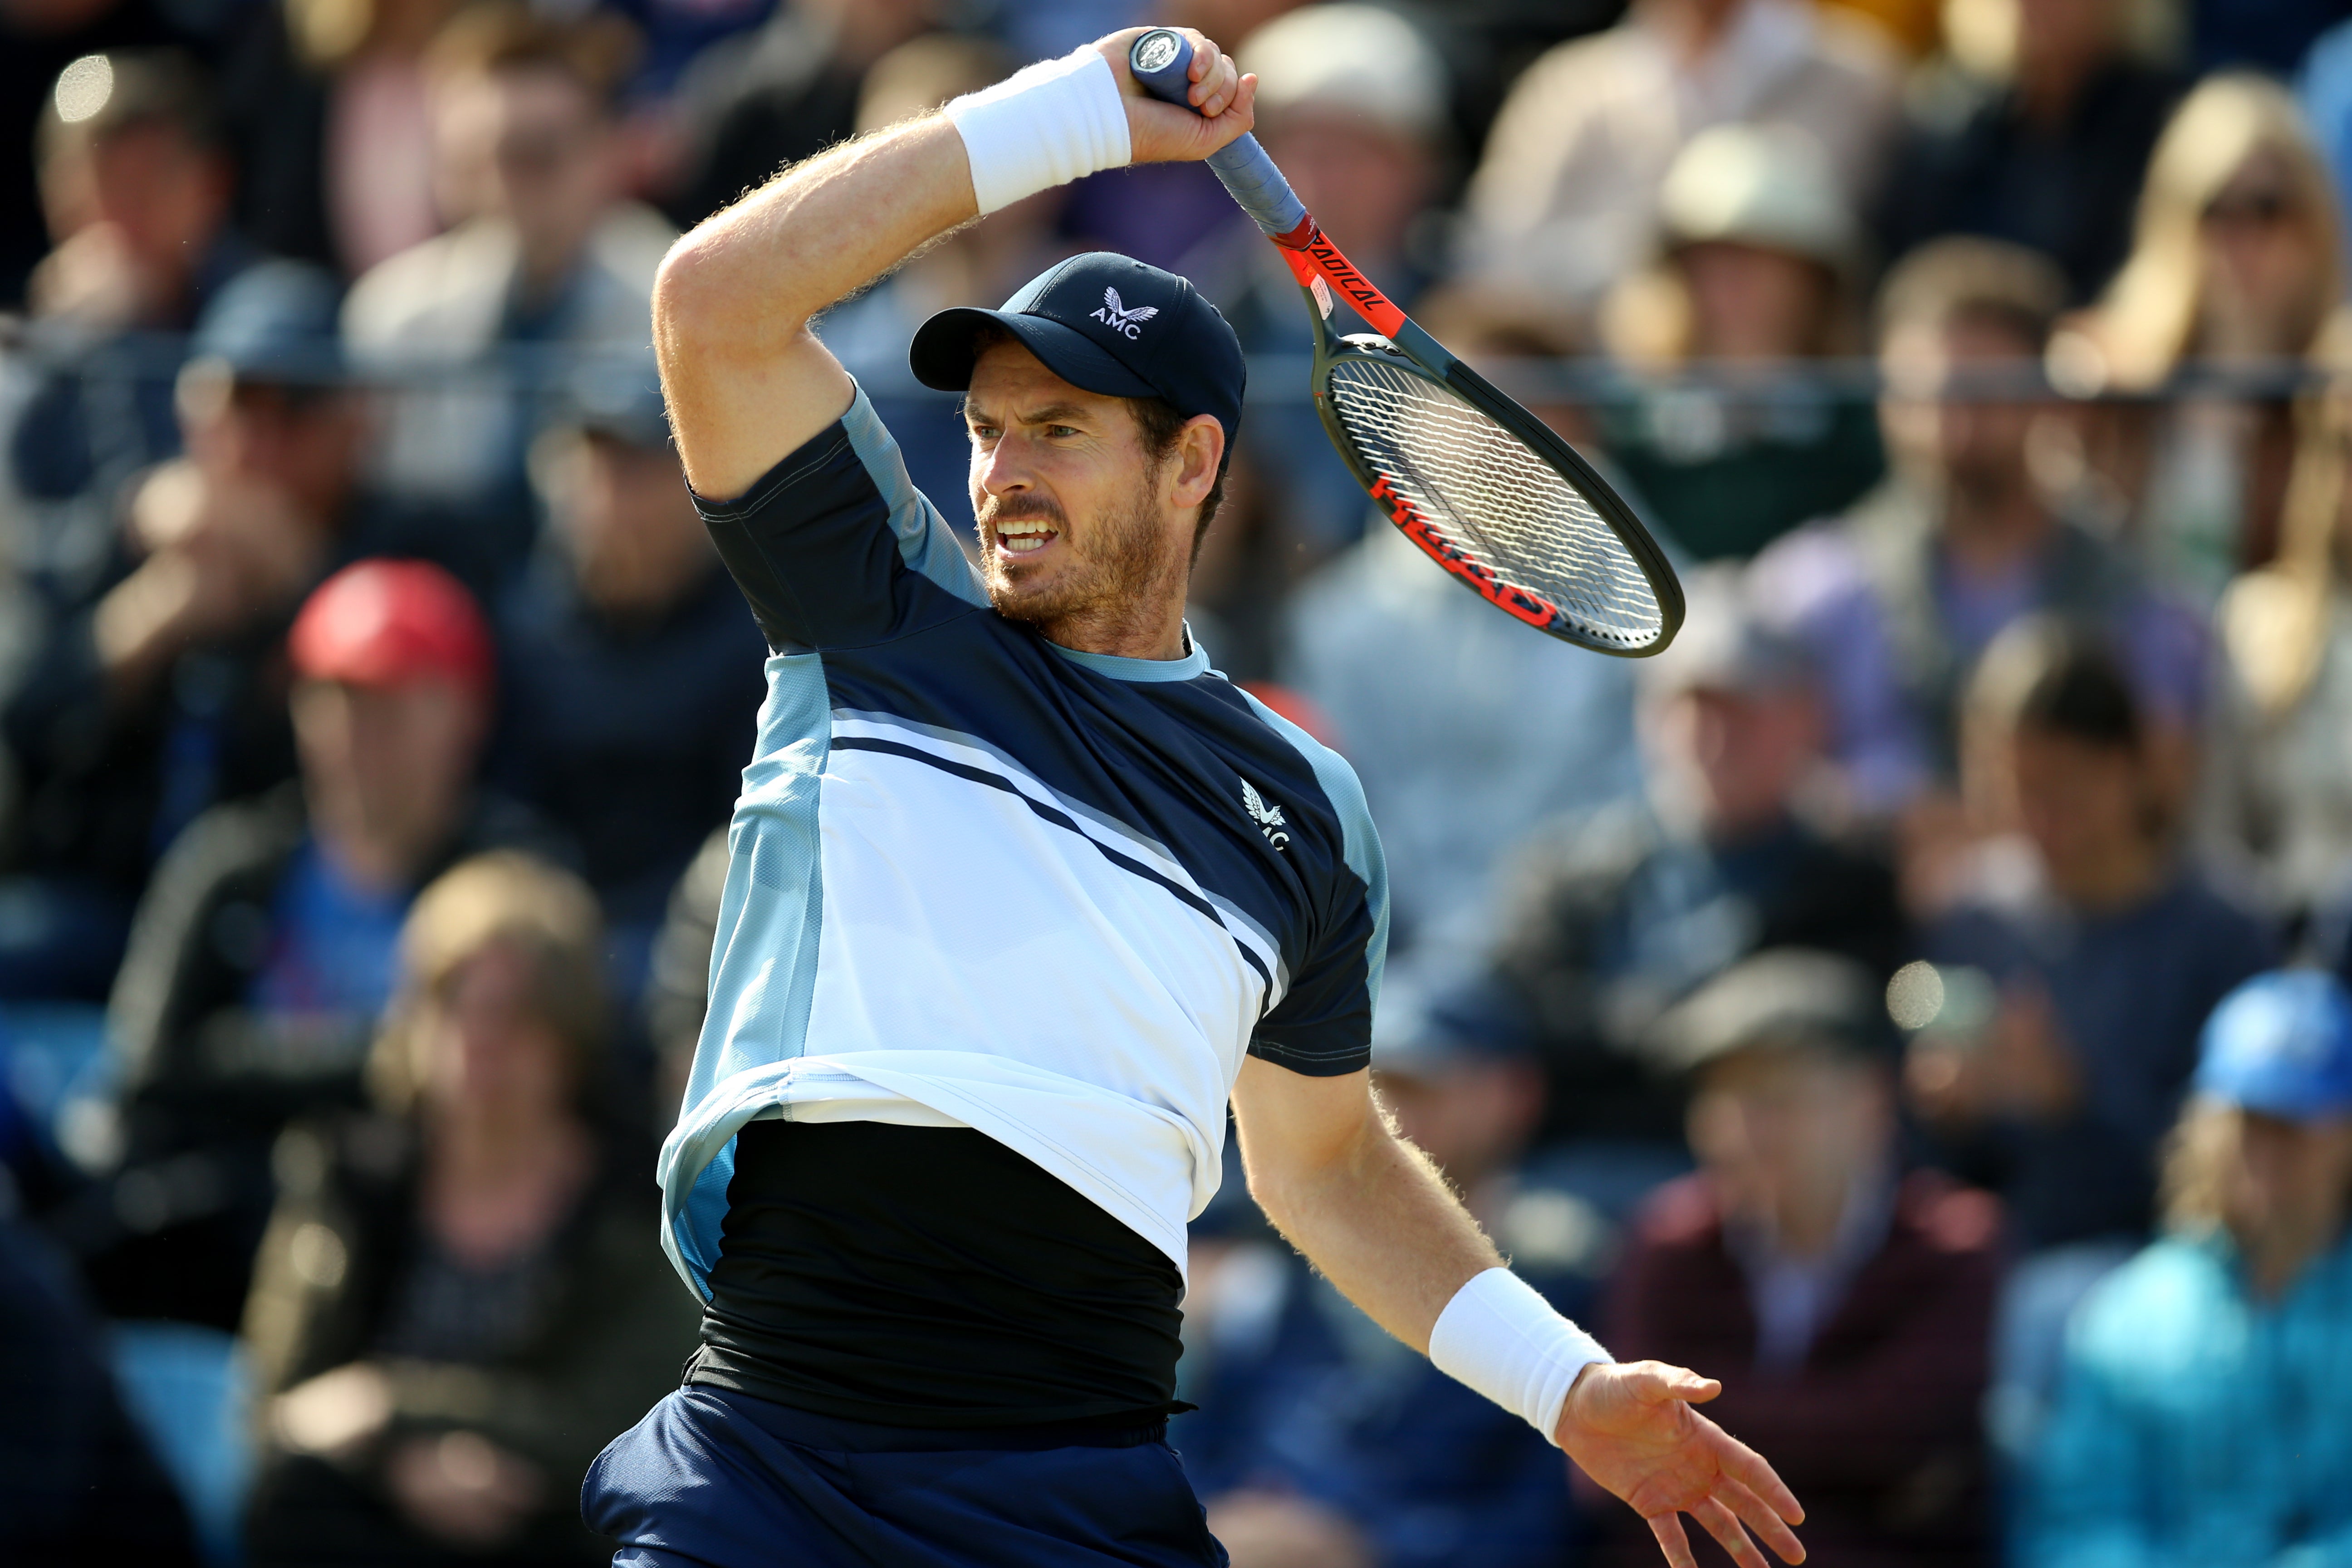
[{"xmin": 1323, "ymin": 358, "xmax": 1663, "ymax": 647}]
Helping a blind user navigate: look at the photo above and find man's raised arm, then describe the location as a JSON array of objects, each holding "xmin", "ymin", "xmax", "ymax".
[{"xmin": 650, "ymin": 29, "xmax": 1256, "ymax": 502}]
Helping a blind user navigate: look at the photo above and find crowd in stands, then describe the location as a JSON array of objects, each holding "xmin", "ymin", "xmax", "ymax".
[{"xmin": 8, "ymin": 0, "xmax": 2352, "ymax": 1563}]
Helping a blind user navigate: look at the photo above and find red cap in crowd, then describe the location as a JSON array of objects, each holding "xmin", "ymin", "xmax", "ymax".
[{"xmin": 288, "ymin": 560, "xmax": 494, "ymax": 698}]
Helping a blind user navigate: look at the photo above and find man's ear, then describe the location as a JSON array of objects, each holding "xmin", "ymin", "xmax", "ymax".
[{"xmin": 1172, "ymin": 413, "xmax": 1224, "ymax": 508}]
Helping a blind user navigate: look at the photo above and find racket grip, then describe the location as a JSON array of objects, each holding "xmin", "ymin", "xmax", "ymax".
[{"xmin": 1127, "ymin": 29, "xmax": 1309, "ymax": 241}]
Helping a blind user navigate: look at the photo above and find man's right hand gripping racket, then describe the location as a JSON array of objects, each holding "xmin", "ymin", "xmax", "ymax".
[{"xmin": 1131, "ymin": 28, "xmax": 1682, "ymax": 655}]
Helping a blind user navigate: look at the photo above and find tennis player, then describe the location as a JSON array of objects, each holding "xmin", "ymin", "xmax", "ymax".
[{"xmin": 583, "ymin": 27, "xmax": 1806, "ymax": 1568}]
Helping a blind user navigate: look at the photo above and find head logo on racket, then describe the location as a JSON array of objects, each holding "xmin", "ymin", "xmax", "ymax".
[{"xmin": 1240, "ymin": 778, "xmax": 1290, "ymax": 850}]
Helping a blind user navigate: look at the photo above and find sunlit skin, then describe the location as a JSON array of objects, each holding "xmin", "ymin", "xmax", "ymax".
[
  {"xmin": 542, "ymin": 431, "xmax": 712, "ymax": 618},
  {"xmin": 293, "ymin": 677, "xmax": 488, "ymax": 891},
  {"xmin": 2224, "ymin": 1108, "xmax": 2352, "ymax": 1298},
  {"xmin": 1879, "ymin": 314, "xmax": 2050, "ymax": 572},
  {"xmin": 2001, "ymin": 726, "xmax": 2165, "ymax": 912},
  {"xmin": 1645, "ymin": 685, "xmax": 1824, "ymax": 845},
  {"xmin": 962, "ymin": 338, "xmax": 1220, "ymax": 659},
  {"xmin": 1676, "ymin": 242, "xmax": 1833, "ymax": 363},
  {"xmin": 2198, "ymin": 152, "xmax": 2332, "ymax": 360},
  {"xmin": 1688, "ymin": 1046, "xmax": 1891, "ymax": 1262},
  {"xmin": 433, "ymin": 63, "xmax": 614, "ymax": 296}
]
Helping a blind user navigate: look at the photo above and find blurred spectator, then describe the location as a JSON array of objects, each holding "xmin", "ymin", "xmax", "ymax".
[
  {"xmin": 10, "ymin": 51, "xmax": 249, "ymax": 522},
  {"xmin": 2022, "ymin": 968, "xmax": 2352, "ymax": 1567},
  {"xmin": 1604, "ymin": 950, "xmax": 1999, "ymax": 1568},
  {"xmin": 662, "ymin": 0, "xmax": 934, "ymax": 231},
  {"xmin": 61, "ymin": 560, "xmax": 564, "ymax": 1330},
  {"xmin": 1912, "ymin": 621, "xmax": 2275, "ymax": 1248},
  {"xmin": 1908, "ymin": 621, "xmax": 2275, "ymax": 1451},
  {"xmin": 0, "ymin": 0, "xmax": 211, "ymax": 308},
  {"xmin": 1191, "ymin": 4, "xmax": 1458, "ymax": 665},
  {"xmin": 1753, "ymin": 237, "xmax": 2206, "ymax": 815},
  {"xmin": 218, "ymin": 0, "xmax": 466, "ymax": 277},
  {"xmin": 240, "ymin": 853, "xmax": 699, "ymax": 1566},
  {"xmin": 1180, "ymin": 985, "xmax": 1592, "ymax": 1568},
  {"xmin": 0, "ymin": 262, "xmax": 495, "ymax": 1001},
  {"xmin": 2056, "ymin": 73, "xmax": 2344, "ymax": 603},
  {"xmin": 493, "ymin": 361, "xmax": 765, "ymax": 995},
  {"xmin": 1457, "ymin": 0, "xmax": 1897, "ymax": 322},
  {"xmin": 817, "ymin": 34, "xmax": 1075, "ymax": 508},
  {"xmin": 1277, "ymin": 519, "xmax": 1639, "ymax": 999},
  {"xmin": 344, "ymin": 3, "xmax": 671, "ymax": 539},
  {"xmin": 1490, "ymin": 567, "xmax": 1908, "ymax": 1159},
  {"xmin": 2200, "ymin": 308, "xmax": 2352, "ymax": 914},
  {"xmin": 1874, "ymin": 0, "xmax": 2184, "ymax": 303},
  {"xmin": 1596, "ymin": 123, "xmax": 1885, "ymax": 561}
]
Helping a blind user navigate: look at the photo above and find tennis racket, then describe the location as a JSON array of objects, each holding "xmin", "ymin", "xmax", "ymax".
[{"xmin": 1129, "ymin": 28, "xmax": 1682, "ymax": 656}]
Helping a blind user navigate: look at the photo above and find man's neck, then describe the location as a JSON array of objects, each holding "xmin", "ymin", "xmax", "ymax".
[{"xmin": 1041, "ymin": 611, "xmax": 1189, "ymax": 662}]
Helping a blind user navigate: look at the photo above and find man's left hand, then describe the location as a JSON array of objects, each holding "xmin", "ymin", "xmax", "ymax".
[{"xmin": 1556, "ymin": 1361, "xmax": 1806, "ymax": 1568}]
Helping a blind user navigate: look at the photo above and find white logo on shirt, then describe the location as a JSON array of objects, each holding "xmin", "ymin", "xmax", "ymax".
[
  {"xmin": 1092, "ymin": 287, "xmax": 1161, "ymax": 339},
  {"xmin": 1241, "ymin": 778, "xmax": 1290, "ymax": 850}
]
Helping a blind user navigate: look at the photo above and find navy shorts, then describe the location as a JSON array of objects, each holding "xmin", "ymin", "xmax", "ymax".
[{"xmin": 582, "ymin": 1387, "xmax": 1229, "ymax": 1568}]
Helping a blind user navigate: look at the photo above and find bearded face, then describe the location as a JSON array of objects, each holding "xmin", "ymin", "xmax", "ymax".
[{"xmin": 962, "ymin": 341, "xmax": 1197, "ymax": 652}]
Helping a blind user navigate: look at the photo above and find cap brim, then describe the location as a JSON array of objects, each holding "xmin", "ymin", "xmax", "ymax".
[{"xmin": 909, "ymin": 308, "xmax": 1159, "ymax": 402}]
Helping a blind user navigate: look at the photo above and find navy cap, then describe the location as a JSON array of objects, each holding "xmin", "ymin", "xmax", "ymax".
[
  {"xmin": 188, "ymin": 260, "xmax": 345, "ymax": 386},
  {"xmin": 2195, "ymin": 970, "xmax": 2352, "ymax": 1121},
  {"xmin": 909, "ymin": 252, "xmax": 1245, "ymax": 464}
]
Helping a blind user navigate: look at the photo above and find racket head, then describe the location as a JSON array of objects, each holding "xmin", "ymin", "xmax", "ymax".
[{"xmin": 1308, "ymin": 327, "xmax": 1684, "ymax": 657}]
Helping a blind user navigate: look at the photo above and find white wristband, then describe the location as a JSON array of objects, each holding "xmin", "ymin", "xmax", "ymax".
[
  {"xmin": 944, "ymin": 48, "xmax": 1132, "ymax": 215},
  {"xmin": 1428, "ymin": 1267, "xmax": 1612, "ymax": 1445}
]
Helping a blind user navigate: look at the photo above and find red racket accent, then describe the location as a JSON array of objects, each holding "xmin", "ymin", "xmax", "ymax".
[
  {"xmin": 1278, "ymin": 231, "xmax": 1406, "ymax": 338},
  {"xmin": 1367, "ymin": 473, "xmax": 1561, "ymax": 632}
]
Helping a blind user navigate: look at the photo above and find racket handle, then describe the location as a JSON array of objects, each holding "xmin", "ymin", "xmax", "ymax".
[{"xmin": 1127, "ymin": 29, "xmax": 1309, "ymax": 242}]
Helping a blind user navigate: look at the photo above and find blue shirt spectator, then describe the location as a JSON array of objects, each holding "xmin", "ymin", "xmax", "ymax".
[
  {"xmin": 2023, "ymin": 970, "xmax": 2352, "ymax": 1568},
  {"xmin": 1756, "ymin": 238, "xmax": 2207, "ymax": 813},
  {"xmin": 1910, "ymin": 620, "xmax": 2276, "ymax": 1254}
]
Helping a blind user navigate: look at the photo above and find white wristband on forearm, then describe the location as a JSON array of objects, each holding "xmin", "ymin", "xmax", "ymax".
[
  {"xmin": 1428, "ymin": 1267, "xmax": 1612, "ymax": 1445},
  {"xmin": 944, "ymin": 48, "xmax": 1132, "ymax": 215}
]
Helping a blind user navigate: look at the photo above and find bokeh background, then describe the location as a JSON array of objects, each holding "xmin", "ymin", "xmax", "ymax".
[{"xmin": 6, "ymin": 0, "xmax": 2352, "ymax": 1563}]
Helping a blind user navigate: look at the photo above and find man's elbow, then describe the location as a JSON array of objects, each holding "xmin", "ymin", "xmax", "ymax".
[{"xmin": 650, "ymin": 232, "xmax": 729, "ymax": 351}]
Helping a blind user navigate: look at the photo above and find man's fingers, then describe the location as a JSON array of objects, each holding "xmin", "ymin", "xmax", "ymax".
[
  {"xmin": 1719, "ymin": 1479, "xmax": 1807, "ymax": 1564},
  {"xmin": 1628, "ymin": 1361, "xmax": 1723, "ymax": 1405},
  {"xmin": 1713, "ymin": 1428, "xmax": 1805, "ymax": 1524},
  {"xmin": 1694, "ymin": 1497, "xmax": 1769, "ymax": 1568},
  {"xmin": 1199, "ymin": 54, "xmax": 1241, "ymax": 118},
  {"xmin": 1646, "ymin": 1512, "xmax": 1698, "ymax": 1568}
]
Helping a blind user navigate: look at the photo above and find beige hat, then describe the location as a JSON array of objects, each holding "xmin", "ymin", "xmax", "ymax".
[
  {"xmin": 1239, "ymin": 3, "xmax": 1448, "ymax": 144},
  {"xmin": 1657, "ymin": 123, "xmax": 1857, "ymax": 270}
]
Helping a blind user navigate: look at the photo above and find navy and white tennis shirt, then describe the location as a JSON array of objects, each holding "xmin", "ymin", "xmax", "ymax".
[{"xmin": 657, "ymin": 384, "xmax": 1388, "ymax": 1295}]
